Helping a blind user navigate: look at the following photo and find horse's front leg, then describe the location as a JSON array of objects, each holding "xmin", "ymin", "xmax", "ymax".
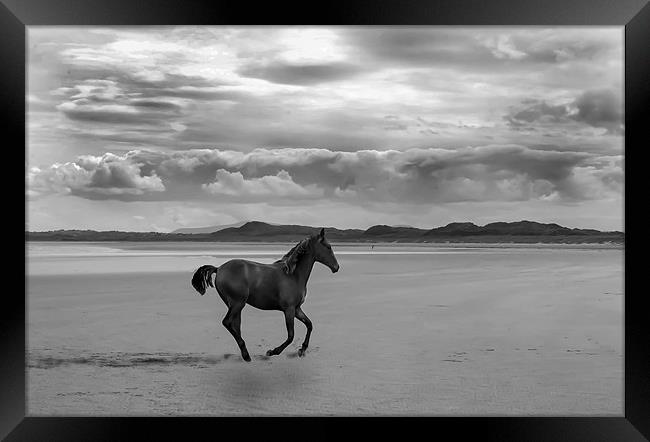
[{"xmin": 266, "ymin": 307, "xmax": 295, "ymax": 356}]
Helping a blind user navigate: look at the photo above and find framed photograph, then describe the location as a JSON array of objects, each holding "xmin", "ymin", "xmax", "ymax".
[{"xmin": 4, "ymin": 0, "xmax": 648, "ymax": 439}]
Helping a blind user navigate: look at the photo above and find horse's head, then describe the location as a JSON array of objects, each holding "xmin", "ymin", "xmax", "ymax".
[{"xmin": 312, "ymin": 228, "xmax": 340, "ymax": 273}]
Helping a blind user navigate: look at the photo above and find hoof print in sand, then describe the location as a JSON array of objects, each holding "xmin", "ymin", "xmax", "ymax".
[{"xmin": 443, "ymin": 351, "xmax": 468, "ymax": 363}]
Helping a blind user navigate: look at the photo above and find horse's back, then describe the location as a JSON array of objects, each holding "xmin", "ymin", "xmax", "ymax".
[{"xmin": 218, "ymin": 259, "xmax": 276, "ymax": 279}]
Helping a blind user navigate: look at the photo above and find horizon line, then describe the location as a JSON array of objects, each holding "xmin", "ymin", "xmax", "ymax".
[{"xmin": 26, "ymin": 219, "xmax": 625, "ymax": 234}]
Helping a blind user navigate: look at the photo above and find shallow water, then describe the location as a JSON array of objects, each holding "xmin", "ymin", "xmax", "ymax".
[{"xmin": 27, "ymin": 241, "xmax": 624, "ymax": 415}]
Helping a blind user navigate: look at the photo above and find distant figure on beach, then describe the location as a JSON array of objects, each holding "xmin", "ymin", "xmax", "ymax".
[
  {"xmin": 372, "ymin": 245, "xmax": 374, "ymax": 250},
  {"xmin": 191, "ymin": 228, "xmax": 340, "ymax": 361}
]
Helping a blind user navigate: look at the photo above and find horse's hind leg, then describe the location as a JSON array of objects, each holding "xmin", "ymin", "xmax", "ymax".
[
  {"xmin": 222, "ymin": 302, "xmax": 251, "ymax": 362},
  {"xmin": 266, "ymin": 308, "xmax": 295, "ymax": 356},
  {"xmin": 231, "ymin": 310, "xmax": 250, "ymax": 361},
  {"xmin": 295, "ymin": 307, "xmax": 312, "ymax": 357}
]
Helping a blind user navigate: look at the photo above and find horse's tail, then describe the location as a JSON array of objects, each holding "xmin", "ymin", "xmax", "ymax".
[{"xmin": 191, "ymin": 265, "xmax": 218, "ymax": 296}]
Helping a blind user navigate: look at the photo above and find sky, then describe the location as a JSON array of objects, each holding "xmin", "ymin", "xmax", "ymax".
[{"xmin": 27, "ymin": 26, "xmax": 624, "ymax": 232}]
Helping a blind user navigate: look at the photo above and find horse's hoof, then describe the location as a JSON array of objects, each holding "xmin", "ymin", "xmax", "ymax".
[
  {"xmin": 298, "ymin": 348, "xmax": 306, "ymax": 357},
  {"xmin": 242, "ymin": 353, "xmax": 251, "ymax": 362},
  {"xmin": 266, "ymin": 350, "xmax": 275, "ymax": 357}
]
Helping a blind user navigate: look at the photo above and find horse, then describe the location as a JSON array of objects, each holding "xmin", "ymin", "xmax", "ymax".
[{"xmin": 191, "ymin": 228, "xmax": 339, "ymax": 362}]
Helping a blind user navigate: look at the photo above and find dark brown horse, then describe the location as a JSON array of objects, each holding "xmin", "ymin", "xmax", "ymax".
[{"xmin": 191, "ymin": 228, "xmax": 339, "ymax": 361}]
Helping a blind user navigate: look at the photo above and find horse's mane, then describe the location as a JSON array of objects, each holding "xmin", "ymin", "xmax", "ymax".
[{"xmin": 275, "ymin": 236, "xmax": 312, "ymax": 275}]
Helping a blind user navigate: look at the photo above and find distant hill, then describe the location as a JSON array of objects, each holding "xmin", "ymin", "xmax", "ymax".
[
  {"xmin": 424, "ymin": 220, "xmax": 605, "ymax": 237},
  {"xmin": 209, "ymin": 221, "xmax": 364, "ymax": 242},
  {"xmin": 362, "ymin": 225, "xmax": 426, "ymax": 239},
  {"xmin": 171, "ymin": 221, "xmax": 250, "ymax": 234},
  {"xmin": 27, "ymin": 220, "xmax": 624, "ymax": 244}
]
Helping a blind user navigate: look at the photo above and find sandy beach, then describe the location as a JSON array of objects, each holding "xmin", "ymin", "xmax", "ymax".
[{"xmin": 27, "ymin": 242, "xmax": 623, "ymax": 415}]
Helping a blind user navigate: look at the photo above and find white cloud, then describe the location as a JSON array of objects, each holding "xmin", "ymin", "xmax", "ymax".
[
  {"xmin": 202, "ymin": 169, "xmax": 322, "ymax": 198},
  {"xmin": 28, "ymin": 154, "xmax": 165, "ymax": 198},
  {"xmin": 27, "ymin": 146, "xmax": 621, "ymax": 206}
]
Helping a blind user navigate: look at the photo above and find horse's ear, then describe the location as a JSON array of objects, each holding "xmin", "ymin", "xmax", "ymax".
[{"xmin": 319, "ymin": 228, "xmax": 325, "ymax": 238}]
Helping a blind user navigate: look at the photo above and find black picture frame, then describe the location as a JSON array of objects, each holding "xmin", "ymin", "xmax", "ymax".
[{"xmin": 4, "ymin": 0, "xmax": 648, "ymax": 440}]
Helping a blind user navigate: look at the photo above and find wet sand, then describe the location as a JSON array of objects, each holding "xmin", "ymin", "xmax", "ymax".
[{"xmin": 27, "ymin": 242, "xmax": 623, "ymax": 415}]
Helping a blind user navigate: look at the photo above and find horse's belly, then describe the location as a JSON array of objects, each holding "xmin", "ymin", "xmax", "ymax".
[{"xmin": 246, "ymin": 289, "xmax": 281, "ymax": 310}]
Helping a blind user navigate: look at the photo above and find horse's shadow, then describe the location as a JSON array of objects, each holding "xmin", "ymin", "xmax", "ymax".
[{"xmin": 210, "ymin": 352, "xmax": 316, "ymax": 398}]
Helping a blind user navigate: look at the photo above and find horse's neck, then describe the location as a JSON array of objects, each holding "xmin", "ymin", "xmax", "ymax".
[{"xmin": 294, "ymin": 251, "xmax": 316, "ymax": 288}]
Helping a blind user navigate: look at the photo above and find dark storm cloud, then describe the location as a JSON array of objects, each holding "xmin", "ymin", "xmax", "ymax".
[
  {"xmin": 59, "ymin": 108, "xmax": 155, "ymax": 125},
  {"xmin": 504, "ymin": 88, "xmax": 623, "ymax": 134},
  {"xmin": 61, "ymin": 71, "xmax": 240, "ymax": 98},
  {"xmin": 573, "ymin": 89, "xmax": 624, "ymax": 134},
  {"xmin": 508, "ymin": 32, "xmax": 618, "ymax": 63},
  {"xmin": 130, "ymin": 100, "xmax": 183, "ymax": 111},
  {"xmin": 505, "ymin": 101, "xmax": 571, "ymax": 128},
  {"xmin": 28, "ymin": 146, "xmax": 621, "ymax": 204},
  {"xmin": 342, "ymin": 28, "xmax": 496, "ymax": 67},
  {"xmin": 237, "ymin": 61, "xmax": 364, "ymax": 85},
  {"xmin": 150, "ymin": 88, "xmax": 250, "ymax": 101},
  {"xmin": 56, "ymin": 63, "xmax": 229, "ymax": 94},
  {"xmin": 96, "ymin": 71, "xmax": 244, "ymax": 101},
  {"xmin": 53, "ymin": 76, "xmax": 224, "ymax": 128},
  {"xmin": 342, "ymin": 28, "xmax": 619, "ymax": 69},
  {"xmin": 511, "ymin": 102, "xmax": 569, "ymax": 123},
  {"xmin": 398, "ymin": 145, "xmax": 586, "ymax": 182},
  {"xmin": 57, "ymin": 99, "xmax": 183, "ymax": 126}
]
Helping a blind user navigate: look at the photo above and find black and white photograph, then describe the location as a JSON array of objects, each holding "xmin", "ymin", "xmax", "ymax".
[{"xmin": 25, "ymin": 25, "xmax": 625, "ymax": 416}]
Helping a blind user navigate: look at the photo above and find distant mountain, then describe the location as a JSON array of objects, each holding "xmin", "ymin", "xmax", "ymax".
[
  {"xmin": 210, "ymin": 221, "xmax": 364, "ymax": 242},
  {"xmin": 425, "ymin": 222, "xmax": 484, "ymax": 236},
  {"xmin": 26, "ymin": 220, "xmax": 624, "ymax": 244},
  {"xmin": 172, "ymin": 221, "xmax": 249, "ymax": 234},
  {"xmin": 424, "ymin": 220, "xmax": 610, "ymax": 237},
  {"xmin": 362, "ymin": 225, "xmax": 426, "ymax": 239}
]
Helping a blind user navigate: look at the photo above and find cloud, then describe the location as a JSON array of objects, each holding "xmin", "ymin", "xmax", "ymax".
[
  {"xmin": 28, "ymin": 146, "xmax": 621, "ymax": 204},
  {"xmin": 505, "ymin": 88, "xmax": 623, "ymax": 134},
  {"xmin": 342, "ymin": 28, "xmax": 620, "ymax": 71},
  {"xmin": 573, "ymin": 89, "xmax": 624, "ymax": 134},
  {"xmin": 508, "ymin": 29, "xmax": 621, "ymax": 64},
  {"xmin": 238, "ymin": 61, "xmax": 364, "ymax": 85},
  {"xmin": 28, "ymin": 152, "xmax": 165, "ymax": 198},
  {"xmin": 202, "ymin": 169, "xmax": 322, "ymax": 198},
  {"xmin": 29, "ymin": 27, "xmax": 623, "ymax": 164},
  {"xmin": 343, "ymin": 29, "xmax": 492, "ymax": 67},
  {"xmin": 506, "ymin": 102, "xmax": 570, "ymax": 126},
  {"xmin": 54, "ymin": 79, "xmax": 187, "ymax": 126}
]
